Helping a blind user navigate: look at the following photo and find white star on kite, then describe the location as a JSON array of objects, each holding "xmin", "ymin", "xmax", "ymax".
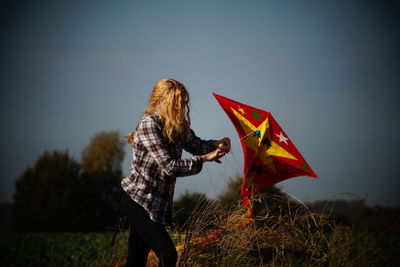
[{"xmin": 275, "ymin": 132, "xmax": 289, "ymax": 145}]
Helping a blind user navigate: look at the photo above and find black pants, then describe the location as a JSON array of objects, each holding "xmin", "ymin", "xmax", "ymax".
[{"xmin": 121, "ymin": 193, "xmax": 177, "ymax": 267}]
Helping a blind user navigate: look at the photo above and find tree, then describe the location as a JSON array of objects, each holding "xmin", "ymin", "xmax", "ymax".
[
  {"xmin": 12, "ymin": 151, "xmax": 82, "ymax": 231},
  {"xmin": 0, "ymin": 202, "xmax": 13, "ymax": 232},
  {"xmin": 79, "ymin": 131, "xmax": 125, "ymax": 231},
  {"xmin": 81, "ymin": 131, "xmax": 125, "ymax": 174},
  {"xmin": 12, "ymin": 131, "xmax": 127, "ymax": 231}
]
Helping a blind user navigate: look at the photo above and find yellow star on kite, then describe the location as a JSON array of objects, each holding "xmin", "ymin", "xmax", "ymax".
[
  {"xmin": 238, "ymin": 106, "xmax": 246, "ymax": 115},
  {"xmin": 231, "ymin": 107, "xmax": 297, "ymax": 173}
]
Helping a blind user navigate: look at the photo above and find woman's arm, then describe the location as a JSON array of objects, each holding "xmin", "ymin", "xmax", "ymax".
[
  {"xmin": 183, "ymin": 130, "xmax": 231, "ymax": 164},
  {"xmin": 183, "ymin": 130, "xmax": 231, "ymax": 155},
  {"xmin": 137, "ymin": 116, "xmax": 203, "ymax": 177},
  {"xmin": 182, "ymin": 129, "xmax": 216, "ymax": 155}
]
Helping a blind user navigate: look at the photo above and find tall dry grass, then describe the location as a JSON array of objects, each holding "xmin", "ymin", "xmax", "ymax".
[
  {"xmin": 94, "ymin": 193, "xmax": 388, "ymax": 266},
  {"xmin": 174, "ymin": 193, "xmax": 385, "ymax": 267}
]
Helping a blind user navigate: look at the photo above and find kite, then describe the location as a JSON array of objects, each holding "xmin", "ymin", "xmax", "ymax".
[{"xmin": 213, "ymin": 93, "xmax": 317, "ymax": 216}]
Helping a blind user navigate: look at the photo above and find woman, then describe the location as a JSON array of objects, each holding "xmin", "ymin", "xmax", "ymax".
[{"xmin": 120, "ymin": 78, "xmax": 231, "ymax": 267}]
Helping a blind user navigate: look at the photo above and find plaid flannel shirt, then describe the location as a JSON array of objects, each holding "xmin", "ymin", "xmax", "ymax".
[{"xmin": 121, "ymin": 113, "xmax": 216, "ymax": 225}]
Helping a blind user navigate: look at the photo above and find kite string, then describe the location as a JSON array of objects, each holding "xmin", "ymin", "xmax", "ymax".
[
  {"xmin": 228, "ymin": 146, "xmax": 243, "ymax": 175},
  {"xmin": 239, "ymin": 131, "xmax": 253, "ymax": 141},
  {"xmin": 204, "ymin": 165, "xmax": 217, "ymax": 193},
  {"xmin": 189, "ymin": 104, "xmax": 244, "ymax": 188}
]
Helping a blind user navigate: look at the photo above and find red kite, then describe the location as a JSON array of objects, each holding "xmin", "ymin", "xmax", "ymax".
[{"xmin": 213, "ymin": 93, "xmax": 317, "ymax": 211}]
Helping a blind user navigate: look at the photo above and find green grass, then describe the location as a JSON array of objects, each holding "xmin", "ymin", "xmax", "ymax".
[{"xmin": 0, "ymin": 232, "xmax": 116, "ymax": 267}]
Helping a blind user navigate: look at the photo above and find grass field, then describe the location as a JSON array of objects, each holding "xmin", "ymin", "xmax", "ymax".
[
  {"xmin": 1, "ymin": 228, "xmax": 399, "ymax": 266},
  {"xmin": 2, "ymin": 197, "xmax": 400, "ymax": 266},
  {"xmin": 0, "ymin": 232, "xmax": 116, "ymax": 266}
]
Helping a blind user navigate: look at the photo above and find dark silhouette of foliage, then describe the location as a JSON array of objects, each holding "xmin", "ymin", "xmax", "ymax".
[
  {"xmin": 310, "ymin": 199, "xmax": 400, "ymax": 233},
  {"xmin": 12, "ymin": 131, "xmax": 126, "ymax": 232},
  {"xmin": 0, "ymin": 202, "xmax": 13, "ymax": 232},
  {"xmin": 217, "ymin": 175, "xmax": 287, "ymax": 212},
  {"xmin": 81, "ymin": 131, "xmax": 125, "ymax": 174},
  {"xmin": 13, "ymin": 151, "xmax": 82, "ymax": 231},
  {"xmin": 78, "ymin": 131, "xmax": 125, "ymax": 231}
]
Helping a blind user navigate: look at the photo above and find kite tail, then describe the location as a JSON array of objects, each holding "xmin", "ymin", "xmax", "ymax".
[{"xmin": 240, "ymin": 196, "xmax": 254, "ymax": 227}]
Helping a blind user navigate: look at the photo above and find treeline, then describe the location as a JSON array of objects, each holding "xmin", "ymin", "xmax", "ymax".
[
  {"xmin": 0, "ymin": 130, "xmax": 399, "ymax": 233},
  {"xmin": 310, "ymin": 199, "xmax": 400, "ymax": 233},
  {"xmin": 2, "ymin": 131, "xmax": 125, "ymax": 232}
]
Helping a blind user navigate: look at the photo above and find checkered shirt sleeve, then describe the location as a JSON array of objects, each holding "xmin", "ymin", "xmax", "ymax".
[{"xmin": 137, "ymin": 115, "xmax": 205, "ymax": 177}]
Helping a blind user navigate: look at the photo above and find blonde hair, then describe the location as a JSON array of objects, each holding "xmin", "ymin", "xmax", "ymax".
[
  {"xmin": 126, "ymin": 131, "xmax": 135, "ymax": 146},
  {"xmin": 127, "ymin": 78, "xmax": 190, "ymax": 145}
]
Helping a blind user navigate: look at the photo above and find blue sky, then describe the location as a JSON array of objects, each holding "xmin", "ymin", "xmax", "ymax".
[{"xmin": 1, "ymin": 0, "xmax": 399, "ymax": 206}]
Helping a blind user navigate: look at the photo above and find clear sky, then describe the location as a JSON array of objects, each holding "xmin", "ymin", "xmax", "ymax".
[{"xmin": 1, "ymin": 0, "xmax": 399, "ymax": 206}]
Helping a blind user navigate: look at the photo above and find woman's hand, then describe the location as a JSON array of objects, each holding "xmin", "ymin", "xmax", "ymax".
[
  {"xmin": 214, "ymin": 137, "xmax": 231, "ymax": 153},
  {"xmin": 201, "ymin": 137, "xmax": 231, "ymax": 162},
  {"xmin": 201, "ymin": 147, "xmax": 226, "ymax": 162}
]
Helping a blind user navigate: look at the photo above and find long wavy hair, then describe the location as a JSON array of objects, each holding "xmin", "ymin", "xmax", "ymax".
[{"xmin": 127, "ymin": 78, "xmax": 191, "ymax": 145}]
